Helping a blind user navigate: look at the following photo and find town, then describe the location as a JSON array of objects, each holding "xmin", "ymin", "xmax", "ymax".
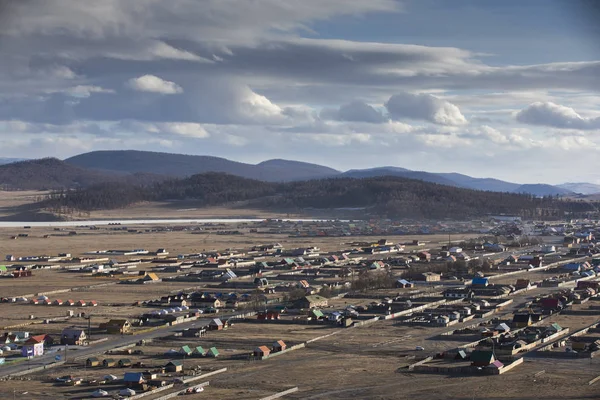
[{"xmin": 0, "ymin": 217, "xmax": 599, "ymax": 399}]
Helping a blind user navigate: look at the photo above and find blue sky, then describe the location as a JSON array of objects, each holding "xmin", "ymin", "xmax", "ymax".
[{"xmin": 1, "ymin": 0, "xmax": 600, "ymax": 184}]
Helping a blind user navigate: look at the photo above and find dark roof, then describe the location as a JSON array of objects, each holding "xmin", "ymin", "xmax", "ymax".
[
  {"xmin": 512, "ymin": 314, "xmax": 532, "ymax": 322},
  {"xmin": 166, "ymin": 360, "xmax": 183, "ymax": 367},
  {"xmin": 470, "ymin": 350, "xmax": 495, "ymax": 363}
]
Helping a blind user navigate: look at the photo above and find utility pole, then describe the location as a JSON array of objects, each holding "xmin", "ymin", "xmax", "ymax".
[{"xmin": 86, "ymin": 315, "xmax": 92, "ymax": 342}]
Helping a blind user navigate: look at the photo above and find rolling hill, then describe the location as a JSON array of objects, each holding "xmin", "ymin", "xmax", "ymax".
[
  {"xmin": 43, "ymin": 172, "xmax": 598, "ymax": 220},
  {"xmin": 0, "ymin": 158, "xmax": 167, "ymax": 190},
  {"xmin": 66, "ymin": 150, "xmax": 338, "ymax": 182},
  {"xmin": 512, "ymin": 184, "xmax": 574, "ymax": 197}
]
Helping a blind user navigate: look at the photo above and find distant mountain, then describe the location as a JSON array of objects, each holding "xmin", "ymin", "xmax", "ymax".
[
  {"xmin": 557, "ymin": 182, "xmax": 600, "ymax": 195},
  {"xmin": 512, "ymin": 184, "xmax": 575, "ymax": 197},
  {"xmin": 66, "ymin": 150, "xmax": 338, "ymax": 182},
  {"xmin": 0, "ymin": 158, "xmax": 167, "ymax": 190},
  {"xmin": 436, "ymin": 173, "xmax": 521, "ymax": 192},
  {"xmin": 0, "ymin": 158, "xmax": 28, "ymax": 166},
  {"xmin": 341, "ymin": 167, "xmax": 460, "ymax": 187}
]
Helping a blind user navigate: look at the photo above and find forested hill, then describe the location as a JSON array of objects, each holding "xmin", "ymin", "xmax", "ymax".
[
  {"xmin": 0, "ymin": 158, "xmax": 169, "ymax": 190},
  {"xmin": 43, "ymin": 173, "xmax": 597, "ymax": 220}
]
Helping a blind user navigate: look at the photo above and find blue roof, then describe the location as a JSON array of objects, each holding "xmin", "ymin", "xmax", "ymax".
[
  {"xmin": 563, "ymin": 263, "xmax": 581, "ymax": 270},
  {"xmin": 124, "ymin": 372, "xmax": 144, "ymax": 382},
  {"xmin": 472, "ymin": 277, "xmax": 489, "ymax": 284},
  {"xmin": 397, "ymin": 279, "xmax": 411, "ymax": 285}
]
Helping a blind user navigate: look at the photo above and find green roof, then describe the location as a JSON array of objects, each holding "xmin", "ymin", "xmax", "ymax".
[
  {"xmin": 550, "ymin": 323, "xmax": 563, "ymax": 331},
  {"xmin": 180, "ymin": 345, "xmax": 192, "ymax": 354},
  {"xmin": 470, "ymin": 350, "xmax": 495, "ymax": 363},
  {"xmin": 208, "ymin": 347, "xmax": 219, "ymax": 356},
  {"xmin": 194, "ymin": 346, "xmax": 205, "ymax": 354},
  {"xmin": 311, "ymin": 309, "xmax": 324, "ymax": 318},
  {"xmin": 167, "ymin": 360, "xmax": 183, "ymax": 366},
  {"xmin": 0, "ymin": 265, "xmax": 7, "ymax": 272}
]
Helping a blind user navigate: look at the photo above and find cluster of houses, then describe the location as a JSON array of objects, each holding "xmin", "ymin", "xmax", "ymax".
[{"xmin": 0, "ymin": 296, "xmax": 99, "ymax": 307}]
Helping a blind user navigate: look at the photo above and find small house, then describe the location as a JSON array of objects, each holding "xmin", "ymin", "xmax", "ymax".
[
  {"xmin": 207, "ymin": 347, "xmax": 219, "ymax": 358},
  {"xmin": 193, "ymin": 346, "xmax": 206, "ymax": 356},
  {"xmin": 103, "ymin": 358, "xmax": 117, "ymax": 367},
  {"xmin": 118, "ymin": 358, "xmax": 132, "ymax": 367},
  {"xmin": 512, "ymin": 314, "xmax": 532, "ymax": 328},
  {"xmin": 470, "ymin": 350, "xmax": 496, "ymax": 367},
  {"xmin": 60, "ymin": 328, "xmax": 87, "ymax": 345},
  {"xmin": 53, "ymin": 299, "xmax": 64, "ymax": 306},
  {"xmin": 471, "ymin": 277, "xmax": 489, "ymax": 287},
  {"xmin": 395, "ymin": 279, "xmax": 414, "ymax": 289},
  {"xmin": 101, "ymin": 319, "xmax": 132, "ymax": 334},
  {"xmin": 254, "ymin": 346, "xmax": 271, "ymax": 358},
  {"xmin": 294, "ymin": 295, "xmax": 329, "ymax": 309},
  {"xmin": 179, "ymin": 345, "xmax": 193, "ymax": 356},
  {"xmin": 86, "ymin": 357, "xmax": 101, "ymax": 367},
  {"xmin": 272, "ymin": 340, "xmax": 287, "ymax": 352},
  {"xmin": 123, "ymin": 372, "xmax": 145, "ymax": 388},
  {"xmin": 165, "ymin": 360, "xmax": 183, "ymax": 372},
  {"xmin": 209, "ymin": 318, "xmax": 224, "ymax": 331},
  {"xmin": 76, "ymin": 300, "xmax": 87, "ymax": 307},
  {"xmin": 21, "ymin": 335, "xmax": 45, "ymax": 358},
  {"xmin": 415, "ymin": 272, "xmax": 440, "ymax": 282}
]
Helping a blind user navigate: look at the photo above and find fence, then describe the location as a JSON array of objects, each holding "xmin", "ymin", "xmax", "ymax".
[
  {"xmin": 259, "ymin": 387, "xmax": 299, "ymax": 400},
  {"xmin": 128, "ymin": 384, "xmax": 174, "ymax": 400}
]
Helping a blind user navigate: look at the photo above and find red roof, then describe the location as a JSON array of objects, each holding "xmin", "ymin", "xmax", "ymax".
[{"xmin": 25, "ymin": 335, "xmax": 46, "ymax": 344}]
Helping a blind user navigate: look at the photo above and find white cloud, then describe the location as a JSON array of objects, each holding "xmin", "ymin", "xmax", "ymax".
[
  {"xmin": 159, "ymin": 122, "xmax": 209, "ymax": 138},
  {"xmin": 320, "ymin": 101, "xmax": 386, "ymax": 123},
  {"xmin": 385, "ymin": 92, "xmax": 468, "ymax": 126},
  {"xmin": 65, "ymin": 85, "xmax": 115, "ymax": 98},
  {"xmin": 515, "ymin": 101, "xmax": 600, "ymax": 130},
  {"xmin": 126, "ymin": 75, "xmax": 183, "ymax": 94}
]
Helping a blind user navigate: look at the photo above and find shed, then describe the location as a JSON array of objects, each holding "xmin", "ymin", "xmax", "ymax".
[
  {"xmin": 207, "ymin": 347, "xmax": 219, "ymax": 358},
  {"xmin": 102, "ymin": 358, "xmax": 117, "ymax": 367},
  {"xmin": 123, "ymin": 372, "xmax": 144, "ymax": 387},
  {"xmin": 209, "ymin": 318, "xmax": 224, "ymax": 331},
  {"xmin": 86, "ymin": 357, "xmax": 101, "ymax": 367},
  {"xmin": 165, "ymin": 360, "xmax": 183, "ymax": 372},
  {"xmin": 254, "ymin": 345, "xmax": 271, "ymax": 358},
  {"xmin": 272, "ymin": 340, "xmax": 287, "ymax": 352},
  {"xmin": 193, "ymin": 346, "xmax": 206, "ymax": 356},
  {"xmin": 118, "ymin": 358, "xmax": 132, "ymax": 367},
  {"xmin": 470, "ymin": 350, "xmax": 496, "ymax": 367},
  {"xmin": 180, "ymin": 345, "xmax": 192, "ymax": 356}
]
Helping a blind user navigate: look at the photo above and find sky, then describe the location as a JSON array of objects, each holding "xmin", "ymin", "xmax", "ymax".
[{"xmin": 1, "ymin": 0, "xmax": 600, "ymax": 184}]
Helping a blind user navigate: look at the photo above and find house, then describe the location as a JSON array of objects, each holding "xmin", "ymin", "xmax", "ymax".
[
  {"xmin": 182, "ymin": 327, "xmax": 207, "ymax": 338},
  {"xmin": 21, "ymin": 335, "xmax": 45, "ymax": 358},
  {"xmin": 443, "ymin": 287, "xmax": 474, "ymax": 299},
  {"xmin": 60, "ymin": 328, "xmax": 87, "ymax": 345},
  {"xmin": 193, "ymin": 346, "xmax": 206, "ymax": 356},
  {"xmin": 119, "ymin": 358, "xmax": 133, "ymax": 367},
  {"xmin": 123, "ymin": 372, "xmax": 145, "ymax": 388},
  {"xmin": 471, "ymin": 277, "xmax": 489, "ymax": 287},
  {"xmin": 294, "ymin": 295, "xmax": 329, "ymax": 309},
  {"xmin": 209, "ymin": 318, "xmax": 224, "ymax": 331},
  {"xmin": 417, "ymin": 251, "xmax": 431, "ymax": 262},
  {"xmin": 455, "ymin": 350, "xmax": 468, "ymax": 360},
  {"xmin": 470, "ymin": 350, "xmax": 496, "ymax": 367},
  {"xmin": 86, "ymin": 357, "xmax": 101, "ymax": 367},
  {"xmin": 258, "ymin": 311, "xmax": 281, "ymax": 320},
  {"xmin": 179, "ymin": 345, "xmax": 193, "ymax": 356},
  {"xmin": 395, "ymin": 279, "xmax": 414, "ymax": 289},
  {"xmin": 254, "ymin": 345, "xmax": 271, "ymax": 358},
  {"xmin": 310, "ymin": 309, "xmax": 325, "ymax": 319},
  {"xmin": 272, "ymin": 340, "xmax": 287, "ymax": 352},
  {"xmin": 512, "ymin": 314, "xmax": 532, "ymax": 328},
  {"xmin": 449, "ymin": 247, "xmax": 463, "ymax": 254},
  {"xmin": 495, "ymin": 323, "xmax": 511, "ymax": 333},
  {"xmin": 165, "ymin": 360, "xmax": 184, "ymax": 372},
  {"xmin": 207, "ymin": 347, "xmax": 219, "ymax": 357},
  {"xmin": 76, "ymin": 300, "xmax": 86, "ymax": 307},
  {"xmin": 103, "ymin": 358, "xmax": 117, "ymax": 367},
  {"xmin": 100, "ymin": 319, "xmax": 132, "ymax": 334},
  {"xmin": 540, "ymin": 298, "xmax": 562, "ymax": 311},
  {"xmin": 486, "ymin": 360, "xmax": 504, "ymax": 370},
  {"xmin": 415, "ymin": 272, "xmax": 441, "ymax": 282},
  {"xmin": 515, "ymin": 279, "xmax": 532, "ymax": 290},
  {"xmin": 53, "ymin": 299, "xmax": 64, "ymax": 306}
]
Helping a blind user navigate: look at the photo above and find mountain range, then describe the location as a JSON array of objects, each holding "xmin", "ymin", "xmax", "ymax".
[{"xmin": 0, "ymin": 150, "xmax": 596, "ymax": 196}]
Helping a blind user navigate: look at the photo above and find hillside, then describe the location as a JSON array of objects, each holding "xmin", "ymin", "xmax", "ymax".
[
  {"xmin": 0, "ymin": 158, "xmax": 168, "ymax": 190},
  {"xmin": 341, "ymin": 168, "xmax": 460, "ymax": 187},
  {"xmin": 512, "ymin": 184, "xmax": 574, "ymax": 197},
  {"xmin": 436, "ymin": 173, "xmax": 521, "ymax": 192},
  {"xmin": 43, "ymin": 173, "xmax": 598, "ymax": 220},
  {"xmin": 66, "ymin": 150, "xmax": 338, "ymax": 182}
]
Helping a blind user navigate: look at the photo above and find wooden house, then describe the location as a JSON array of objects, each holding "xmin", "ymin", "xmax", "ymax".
[
  {"xmin": 102, "ymin": 358, "xmax": 117, "ymax": 367},
  {"xmin": 60, "ymin": 328, "xmax": 87, "ymax": 345},
  {"xmin": 209, "ymin": 318, "xmax": 224, "ymax": 331},
  {"xmin": 118, "ymin": 358, "xmax": 133, "ymax": 367},
  {"xmin": 165, "ymin": 360, "xmax": 183, "ymax": 372},
  {"xmin": 254, "ymin": 346, "xmax": 271, "ymax": 358},
  {"xmin": 86, "ymin": 357, "xmax": 101, "ymax": 367},
  {"xmin": 272, "ymin": 340, "xmax": 287, "ymax": 352},
  {"xmin": 100, "ymin": 319, "xmax": 132, "ymax": 334}
]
